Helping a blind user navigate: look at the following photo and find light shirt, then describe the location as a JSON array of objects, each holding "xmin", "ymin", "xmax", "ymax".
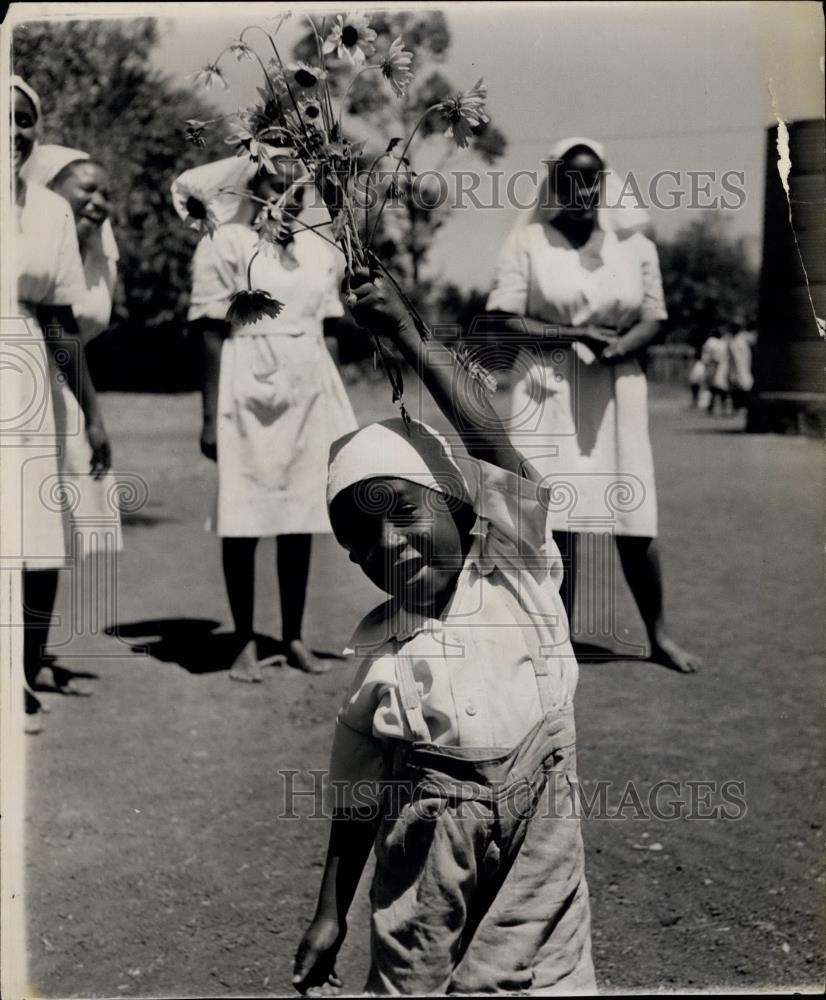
[
  {"xmin": 188, "ymin": 223, "xmax": 343, "ymax": 337},
  {"xmin": 329, "ymin": 460, "xmax": 580, "ymax": 797},
  {"xmin": 73, "ymin": 242, "xmax": 118, "ymax": 345},
  {"xmin": 486, "ymin": 222, "xmax": 667, "ymax": 351},
  {"xmin": 16, "ymin": 182, "xmax": 86, "ymax": 317}
]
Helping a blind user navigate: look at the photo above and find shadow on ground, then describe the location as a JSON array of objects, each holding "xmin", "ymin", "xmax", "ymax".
[{"xmin": 108, "ymin": 619, "xmax": 345, "ymax": 674}]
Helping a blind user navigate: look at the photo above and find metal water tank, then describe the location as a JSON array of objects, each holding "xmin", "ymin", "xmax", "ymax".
[{"xmin": 750, "ymin": 118, "xmax": 825, "ymax": 432}]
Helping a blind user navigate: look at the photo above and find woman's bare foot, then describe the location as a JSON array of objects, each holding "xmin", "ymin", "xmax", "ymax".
[
  {"xmin": 49, "ymin": 665, "xmax": 94, "ymax": 697},
  {"xmin": 228, "ymin": 640, "xmax": 263, "ymax": 683},
  {"xmin": 24, "ymin": 688, "xmax": 45, "ymax": 734},
  {"xmin": 650, "ymin": 635, "xmax": 701, "ymax": 674},
  {"xmin": 286, "ymin": 640, "xmax": 330, "ymax": 675},
  {"xmin": 24, "ymin": 713, "xmax": 43, "ymax": 735}
]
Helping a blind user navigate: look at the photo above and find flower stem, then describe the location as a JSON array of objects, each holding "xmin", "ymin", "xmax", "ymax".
[
  {"xmin": 337, "ymin": 65, "xmax": 380, "ymax": 135},
  {"xmin": 367, "ymin": 105, "xmax": 439, "ymax": 247},
  {"xmin": 246, "ymin": 249, "xmax": 261, "ymax": 289},
  {"xmin": 303, "ymin": 15, "xmax": 335, "ymax": 136},
  {"xmin": 235, "ymin": 33, "xmax": 280, "ymax": 105},
  {"xmin": 259, "ymin": 27, "xmax": 314, "ymax": 145}
]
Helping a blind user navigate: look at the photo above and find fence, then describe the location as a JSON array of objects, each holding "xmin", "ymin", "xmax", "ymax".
[{"xmin": 645, "ymin": 344, "xmax": 695, "ymax": 384}]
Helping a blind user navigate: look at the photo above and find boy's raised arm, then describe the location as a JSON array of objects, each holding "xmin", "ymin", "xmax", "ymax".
[{"xmin": 348, "ymin": 273, "xmax": 538, "ymax": 482}]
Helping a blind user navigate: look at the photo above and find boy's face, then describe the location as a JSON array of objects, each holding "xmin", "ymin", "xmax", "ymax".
[{"xmin": 331, "ymin": 478, "xmax": 475, "ymax": 613}]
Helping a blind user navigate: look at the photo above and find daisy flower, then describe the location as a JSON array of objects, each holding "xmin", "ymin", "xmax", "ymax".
[
  {"xmin": 299, "ymin": 97, "xmax": 324, "ymax": 123},
  {"xmin": 225, "ymin": 289, "xmax": 284, "ymax": 326},
  {"xmin": 381, "ymin": 36, "xmax": 413, "ymax": 98},
  {"xmin": 289, "ymin": 61, "xmax": 327, "ymax": 89},
  {"xmin": 322, "ymin": 13, "xmax": 377, "ymax": 66},
  {"xmin": 437, "ymin": 78, "xmax": 489, "ymax": 148},
  {"xmin": 176, "ymin": 182, "xmax": 218, "ymax": 236},
  {"xmin": 193, "ymin": 63, "xmax": 229, "ymax": 91}
]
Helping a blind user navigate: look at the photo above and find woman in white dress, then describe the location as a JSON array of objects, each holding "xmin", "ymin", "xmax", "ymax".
[
  {"xmin": 485, "ymin": 138, "xmax": 698, "ymax": 673},
  {"xmin": 172, "ymin": 153, "xmax": 357, "ymax": 679},
  {"xmin": 21, "ymin": 145, "xmax": 123, "ymax": 696},
  {"xmin": 8, "ymin": 78, "xmax": 113, "ymax": 729}
]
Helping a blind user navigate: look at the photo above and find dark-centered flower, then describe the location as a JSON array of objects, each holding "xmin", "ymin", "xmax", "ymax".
[
  {"xmin": 381, "ymin": 36, "xmax": 413, "ymax": 98},
  {"xmin": 290, "ymin": 61, "xmax": 327, "ymax": 89},
  {"xmin": 323, "ymin": 13, "xmax": 377, "ymax": 66},
  {"xmin": 176, "ymin": 181, "xmax": 218, "ymax": 236},
  {"xmin": 225, "ymin": 289, "xmax": 284, "ymax": 326}
]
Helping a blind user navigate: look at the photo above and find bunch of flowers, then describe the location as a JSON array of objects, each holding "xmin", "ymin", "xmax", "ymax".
[{"xmin": 186, "ymin": 11, "xmax": 495, "ymax": 417}]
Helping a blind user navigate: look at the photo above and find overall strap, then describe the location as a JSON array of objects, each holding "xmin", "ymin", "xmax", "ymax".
[
  {"xmin": 394, "ymin": 653, "xmax": 432, "ymax": 743},
  {"xmin": 498, "ymin": 571, "xmax": 558, "ymax": 715}
]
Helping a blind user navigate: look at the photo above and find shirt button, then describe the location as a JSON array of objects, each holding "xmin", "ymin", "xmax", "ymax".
[{"xmin": 465, "ymin": 701, "xmax": 477, "ymax": 716}]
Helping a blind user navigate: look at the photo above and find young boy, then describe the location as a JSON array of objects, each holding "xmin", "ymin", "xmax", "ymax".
[{"xmin": 293, "ymin": 274, "xmax": 596, "ymax": 996}]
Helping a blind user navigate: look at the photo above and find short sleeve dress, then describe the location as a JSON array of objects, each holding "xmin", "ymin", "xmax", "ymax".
[
  {"xmin": 486, "ymin": 222, "xmax": 667, "ymax": 537},
  {"xmin": 48, "ymin": 221, "xmax": 124, "ymax": 557},
  {"xmin": 188, "ymin": 224, "xmax": 358, "ymax": 537},
  {"xmin": 4, "ymin": 182, "xmax": 86, "ymax": 567}
]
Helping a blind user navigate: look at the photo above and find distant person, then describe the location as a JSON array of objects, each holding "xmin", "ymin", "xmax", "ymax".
[
  {"xmin": 9, "ymin": 78, "xmax": 112, "ymax": 732},
  {"xmin": 172, "ymin": 153, "xmax": 357, "ymax": 679},
  {"xmin": 484, "ymin": 137, "xmax": 699, "ymax": 673},
  {"xmin": 727, "ymin": 315, "xmax": 757, "ymax": 412},
  {"xmin": 688, "ymin": 351, "xmax": 708, "ymax": 409},
  {"xmin": 701, "ymin": 331, "xmax": 731, "ymax": 415}
]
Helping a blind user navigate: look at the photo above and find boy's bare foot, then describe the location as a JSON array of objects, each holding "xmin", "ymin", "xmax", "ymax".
[
  {"xmin": 650, "ymin": 636, "xmax": 701, "ymax": 674},
  {"xmin": 228, "ymin": 640, "xmax": 263, "ymax": 683},
  {"xmin": 287, "ymin": 640, "xmax": 331, "ymax": 675}
]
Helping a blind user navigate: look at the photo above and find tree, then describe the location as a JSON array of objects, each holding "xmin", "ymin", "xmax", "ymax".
[
  {"xmin": 658, "ymin": 214, "xmax": 759, "ymax": 351},
  {"xmin": 12, "ymin": 18, "xmax": 225, "ymax": 389},
  {"xmin": 293, "ymin": 12, "xmax": 507, "ymax": 303}
]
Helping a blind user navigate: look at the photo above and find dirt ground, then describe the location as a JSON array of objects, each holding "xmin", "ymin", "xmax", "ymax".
[{"xmin": 23, "ymin": 378, "xmax": 824, "ymax": 997}]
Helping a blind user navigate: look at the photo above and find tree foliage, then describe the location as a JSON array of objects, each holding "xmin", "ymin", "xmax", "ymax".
[
  {"xmin": 658, "ymin": 214, "xmax": 758, "ymax": 350},
  {"xmin": 293, "ymin": 12, "xmax": 507, "ymax": 298},
  {"xmin": 13, "ymin": 18, "xmax": 225, "ymax": 389}
]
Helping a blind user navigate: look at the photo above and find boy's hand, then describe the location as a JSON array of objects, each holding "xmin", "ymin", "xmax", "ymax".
[
  {"xmin": 292, "ymin": 915, "xmax": 345, "ymax": 995},
  {"xmin": 346, "ymin": 269, "xmax": 410, "ymax": 337}
]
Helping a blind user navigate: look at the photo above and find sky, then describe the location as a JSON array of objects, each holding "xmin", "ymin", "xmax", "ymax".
[{"xmin": 17, "ymin": 1, "xmax": 825, "ymax": 291}]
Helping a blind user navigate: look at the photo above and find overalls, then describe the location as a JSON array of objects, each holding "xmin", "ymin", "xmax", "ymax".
[{"xmin": 364, "ymin": 634, "xmax": 596, "ymax": 996}]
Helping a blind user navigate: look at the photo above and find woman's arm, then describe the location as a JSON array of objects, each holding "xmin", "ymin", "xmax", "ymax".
[
  {"xmin": 37, "ymin": 304, "xmax": 111, "ymax": 478},
  {"xmin": 481, "ymin": 310, "xmax": 617, "ymax": 353},
  {"xmin": 600, "ymin": 320, "xmax": 661, "ymax": 364},
  {"xmin": 292, "ymin": 809, "xmax": 381, "ymax": 994},
  {"xmin": 348, "ymin": 275, "xmax": 537, "ymax": 480},
  {"xmin": 189, "ymin": 317, "xmax": 229, "ymax": 461}
]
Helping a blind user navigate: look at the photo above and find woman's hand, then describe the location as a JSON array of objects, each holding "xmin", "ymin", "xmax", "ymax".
[
  {"xmin": 600, "ymin": 340, "xmax": 631, "ymax": 365},
  {"xmin": 575, "ymin": 325, "xmax": 617, "ymax": 355},
  {"xmin": 292, "ymin": 915, "xmax": 345, "ymax": 995},
  {"xmin": 346, "ymin": 269, "xmax": 410, "ymax": 339},
  {"xmin": 200, "ymin": 417, "xmax": 217, "ymax": 462},
  {"xmin": 86, "ymin": 419, "xmax": 111, "ymax": 479}
]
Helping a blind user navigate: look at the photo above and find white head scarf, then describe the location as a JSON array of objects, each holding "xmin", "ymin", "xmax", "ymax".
[
  {"xmin": 171, "ymin": 155, "xmax": 262, "ymax": 229},
  {"xmin": 521, "ymin": 136, "xmax": 652, "ymax": 238},
  {"xmin": 11, "ymin": 75, "xmax": 41, "ymax": 121},
  {"xmin": 22, "ymin": 144, "xmax": 119, "ymax": 264},
  {"xmin": 170, "ymin": 147, "xmax": 308, "ymax": 228},
  {"xmin": 327, "ymin": 418, "xmax": 472, "ymax": 511}
]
